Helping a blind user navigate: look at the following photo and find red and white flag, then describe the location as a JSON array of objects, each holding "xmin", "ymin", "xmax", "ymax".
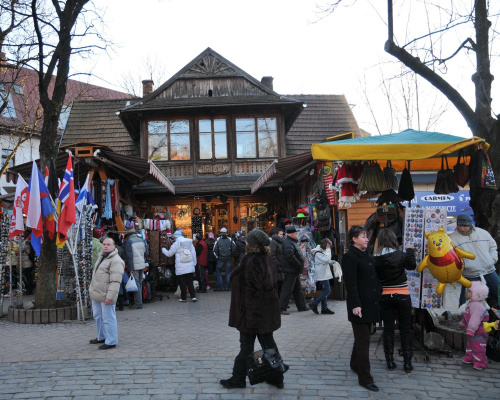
[{"xmin": 9, "ymin": 174, "xmax": 28, "ymax": 238}]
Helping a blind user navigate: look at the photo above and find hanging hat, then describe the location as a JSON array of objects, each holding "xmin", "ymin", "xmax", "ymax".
[{"xmin": 246, "ymin": 229, "xmax": 270, "ymax": 247}]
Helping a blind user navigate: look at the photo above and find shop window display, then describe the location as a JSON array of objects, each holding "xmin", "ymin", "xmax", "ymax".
[{"xmin": 239, "ymin": 203, "xmax": 271, "ymax": 234}]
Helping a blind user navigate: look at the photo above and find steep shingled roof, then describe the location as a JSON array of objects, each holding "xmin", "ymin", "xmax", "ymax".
[
  {"xmin": 284, "ymin": 94, "xmax": 362, "ymax": 155},
  {"xmin": 61, "ymin": 98, "xmax": 140, "ymax": 156}
]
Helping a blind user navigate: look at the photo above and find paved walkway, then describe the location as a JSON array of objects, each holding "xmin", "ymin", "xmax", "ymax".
[{"xmin": 0, "ymin": 289, "xmax": 499, "ymax": 400}]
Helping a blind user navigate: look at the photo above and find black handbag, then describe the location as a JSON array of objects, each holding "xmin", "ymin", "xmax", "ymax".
[
  {"xmin": 453, "ymin": 149, "xmax": 470, "ymax": 187},
  {"xmin": 398, "ymin": 161, "xmax": 415, "ymax": 201},
  {"xmin": 246, "ymin": 337, "xmax": 289, "ymax": 385},
  {"xmin": 434, "ymin": 155, "xmax": 459, "ymax": 194},
  {"xmin": 487, "ymin": 330, "xmax": 500, "ymax": 362}
]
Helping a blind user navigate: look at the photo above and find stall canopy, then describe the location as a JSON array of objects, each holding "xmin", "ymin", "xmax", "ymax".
[
  {"xmin": 7, "ymin": 143, "xmax": 175, "ymax": 195},
  {"xmin": 311, "ymin": 129, "xmax": 490, "ymax": 171},
  {"xmin": 251, "ymin": 151, "xmax": 316, "ymax": 194}
]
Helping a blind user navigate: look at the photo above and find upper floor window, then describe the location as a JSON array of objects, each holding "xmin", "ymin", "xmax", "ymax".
[
  {"xmin": 199, "ymin": 118, "xmax": 227, "ymax": 160},
  {"xmin": 2, "ymin": 149, "xmax": 14, "ymax": 168},
  {"xmin": 236, "ymin": 117, "xmax": 278, "ymax": 158},
  {"xmin": 0, "ymin": 83, "xmax": 17, "ymax": 119},
  {"xmin": 148, "ymin": 119, "xmax": 190, "ymax": 161}
]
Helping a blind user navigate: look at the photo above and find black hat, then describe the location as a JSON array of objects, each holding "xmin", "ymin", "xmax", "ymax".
[
  {"xmin": 246, "ymin": 229, "xmax": 270, "ymax": 247},
  {"xmin": 286, "ymin": 225, "xmax": 297, "ymax": 234}
]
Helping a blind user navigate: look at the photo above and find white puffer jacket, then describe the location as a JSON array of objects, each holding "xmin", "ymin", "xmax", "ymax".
[
  {"xmin": 89, "ymin": 248, "xmax": 125, "ymax": 304},
  {"xmin": 162, "ymin": 237, "xmax": 196, "ymax": 275}
]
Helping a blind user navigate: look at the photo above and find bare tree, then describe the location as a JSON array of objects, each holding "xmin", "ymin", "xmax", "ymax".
[
  {"xmin": 119, "ymin": 55, "xmax": 167, "ymax": 97},
  {"xmin": 324, "ymin": 0, "xmax": 500, "ymax": 260}
]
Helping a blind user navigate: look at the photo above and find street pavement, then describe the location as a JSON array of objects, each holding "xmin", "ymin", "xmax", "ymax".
[{"xmin": 0, "ymin": 288, "xmax": 499, "ymax": 400}]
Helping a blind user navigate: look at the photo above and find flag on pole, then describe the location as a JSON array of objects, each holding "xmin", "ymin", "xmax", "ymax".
[
  {"xmin": 56, "ymin": 154, "xmax": 76, "ymax": 248},
  {"xmin": 26, "ymin": 161, "xmax": 56, "ymax": 256},
  {"xmin": 44, "ymin": 160, "xmax": 59, "ymax": 240},
  {"xmin": 9, "ymin": 174, "xmax": 28, "ymax": 238},
  {"xmin": 75, "ymin": 174, "xmax": 95, "ymax": 213}
]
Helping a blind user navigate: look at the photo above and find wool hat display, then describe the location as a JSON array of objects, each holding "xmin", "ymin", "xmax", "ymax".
[
  {"xmin": 246, "ymin": 229, "xmax": 270, "ymax": 247},
  {"xmin": 457, "ymin": 213, "xmax": 473, "ymax": 226},
  {"xmin": 286, "ymin": 225, "xmax": 298, "ymax": 234},
  {"xmin": 220, "ymin": 227, "xmax": 228, "ymax": 234}
]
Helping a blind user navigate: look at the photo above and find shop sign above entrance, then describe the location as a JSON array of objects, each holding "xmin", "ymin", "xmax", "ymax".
[{"xmin": 198, "ymin": 163, "xmax": 230, "ymax": 175}]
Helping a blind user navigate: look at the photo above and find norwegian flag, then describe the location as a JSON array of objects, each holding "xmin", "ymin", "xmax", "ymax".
[
  {"xmin": 9, "ymin": 174, "xmax": 28, "ymax": 238},
  {"xmin": 56, "ymin": 154, "xmax": 76, "ymax": 248}
]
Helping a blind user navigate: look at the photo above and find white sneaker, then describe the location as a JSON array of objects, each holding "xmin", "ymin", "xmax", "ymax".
[
  {"xmin": 192, "ymin": 298, "xmax": 198, "ymax": 302},
  {"xmin": 206, "ymin": 286, "xmax": 211, "ymax": 290},
  {"xmin": 179, "ymin": 299, "xmax": 187, "ymax": 302}
]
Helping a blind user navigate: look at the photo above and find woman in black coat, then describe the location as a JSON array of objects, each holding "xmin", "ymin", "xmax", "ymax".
[
  {"xmin": 373, "ymin": 228, "xmax": 416, "ymax": 373},
  {"xmin": 220, "ymin": 229, "xmax": 283, "ymax": 389},
  {"xmin": 341, "ymin": 225, "xmax": 382, "ymax": 392}
]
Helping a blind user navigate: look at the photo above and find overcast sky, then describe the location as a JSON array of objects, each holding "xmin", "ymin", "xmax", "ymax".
[{"xmin": 73, "ymin": 0, "xmax": 499, "ymax": 139}]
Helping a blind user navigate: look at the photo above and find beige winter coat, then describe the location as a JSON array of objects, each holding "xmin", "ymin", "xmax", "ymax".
[{"xmin": 89, "ymin": 248, "xmax": 125, "ymax": 304}]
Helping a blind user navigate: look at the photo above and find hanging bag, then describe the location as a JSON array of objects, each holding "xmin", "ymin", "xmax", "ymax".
[
  {"xmin": 453, "ymin": 149, "xmax": 470, "ymax": 187},
  {"xmin": 246, "ymin": 336, "xmax": 289, "ymax": 385},
  {"xmin": 481, "ymin": 152, "xmax": 497, "ymax": 190},
  {"xmin": 398, "ymin": 161, "xmax": 415, "ymax": 201},
  {"xmin": 383, "ymin": 160, "xmax": 399, "ymax": 191},
  {"xmin": 125, "ymin": 274, "xmax": 138, "ymax": 292},
  {"xmin": 434, "ymin": 155, "xmax": 459, "ymax": 194}
]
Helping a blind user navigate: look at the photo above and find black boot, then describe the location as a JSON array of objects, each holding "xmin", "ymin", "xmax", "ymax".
[
  {"xmin": 401, "ymin": 333, "xmax": 414, "ymax": 373},
  {"xmin": 403, "ymin": 350, "xmax": 413, "ymax": 373},
  {"xmin": 383, "ymin": 335, "xmax": 396, "ymax": 371}
]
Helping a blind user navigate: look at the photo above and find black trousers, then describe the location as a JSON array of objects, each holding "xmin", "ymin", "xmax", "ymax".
[
  {"xmin": 350, "ymin": 322, "xmax": 374, "ymax": 385},
  {"xmin": 380, "ymin": 293, "xmax": 413, "ymax": 350},
  {"xmin": 279, "ymin": 272, "xmax": 307, "ymax": 311},
  {"xmin": 232, "ymin": 332, "xmax": 280, "ymax": 382},
  {"xmin": 178, "ymin": 273, "xmax": 196, "ymax": 300}
]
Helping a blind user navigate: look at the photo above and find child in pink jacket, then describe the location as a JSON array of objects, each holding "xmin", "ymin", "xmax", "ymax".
[{"xmin": 459, "ymin": 281, "xmax": 490, "ymax": 370}]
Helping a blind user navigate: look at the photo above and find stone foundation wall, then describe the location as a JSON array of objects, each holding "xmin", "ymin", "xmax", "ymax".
[{"xmin": 8, "ymin": 305, "xmax": 77, "ymax": 324}]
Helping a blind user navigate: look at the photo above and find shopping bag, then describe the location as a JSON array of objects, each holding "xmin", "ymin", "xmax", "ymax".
[
  {"xmin": 246, "ymin": 347, "xmax": 289, "ymax": 385},
  {"xmin": 481, "ymin": 152, "xmax": 497, "ymax": 189},
  {"xmin": 125, "ymin": 275, "xmax": 138, "ymax": 292},
  {"xmin": 383, "ymin": 160, "xmax": 399, "ymax": 191}
]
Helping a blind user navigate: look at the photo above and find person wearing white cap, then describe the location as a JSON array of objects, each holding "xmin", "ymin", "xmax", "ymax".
[
  {"xmin": 449, "ymin": 213, "xmax": 498, "ymax": 306},
  {"xmin": 213, "ymin": 227, "xmax": 236, "ymax": 291}
]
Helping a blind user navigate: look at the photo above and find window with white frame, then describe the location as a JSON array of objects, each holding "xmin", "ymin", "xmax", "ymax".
[
  {"xmin": 0, "ymin": 83, "xmax": 17, "ymax": 119},
  {"xmin": 235, "ymin": 117, "xmax": 278, "ymax": 158},
  {"xmin": 148, "ymin": 119, "xmax": 190, "ymax": 161},
  {"xmin": 198, "ymin": 118, "xmax": 227, "ymax": 160},
  {"xmin": 2, "ymin": 149, "xmax": 15, "ymax": 168}
]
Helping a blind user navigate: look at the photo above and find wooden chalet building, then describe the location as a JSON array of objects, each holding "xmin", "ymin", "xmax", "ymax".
[{"xmin": 61, "ymin": 48, "xmax": 362, "ymax": 237}]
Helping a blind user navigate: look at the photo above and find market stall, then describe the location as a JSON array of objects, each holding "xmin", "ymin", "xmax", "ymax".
[{"xmin": 311, "ymin": 129, "xmax": 491, "ymax": 310}]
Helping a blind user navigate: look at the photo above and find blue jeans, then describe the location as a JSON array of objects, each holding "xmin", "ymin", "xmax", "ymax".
[
  {"xmin": 92, "ymin": 300, "xmax": 118, "ymax": 345},
  {"xmin": 216, "ymin": 259, "xmax": 231, "ymax": 290},
  {"xmin": 311, "ymin": 280, "xmax": 331, "ymax": 310},
  {"xmin": 459, "ymin": 270, "xmax": 499, "ymax": 306},
  {"xmin": 198, "ymin": 265, "xmax": 208, "ymax": 289},
  {"xmin": 133, "ymin": 270, "xmax": 144, "ymax": 307}
]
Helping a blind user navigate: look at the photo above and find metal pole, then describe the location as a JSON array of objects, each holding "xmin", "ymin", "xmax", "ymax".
[{"xmin": 18, "ymin": 236, "xmax": 23, "ymax": 305}]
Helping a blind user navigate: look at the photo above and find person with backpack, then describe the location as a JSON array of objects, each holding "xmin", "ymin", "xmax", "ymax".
[
  {"xmin": 213, "ymin": 227, "xmax": 236, "ymax": 291},
  {"xmin": 162, "ymin": 230, "xmax": 197, "ymax": 302}
]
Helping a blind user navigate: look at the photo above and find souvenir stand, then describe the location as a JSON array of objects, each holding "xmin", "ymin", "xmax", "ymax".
[
  {"xmin": 144, "ymin": 208, "xmax": 176, "ymax": 292},
  {"xmin": 311, "ymin": 129, "xmax": 491, "ymax": 360}
]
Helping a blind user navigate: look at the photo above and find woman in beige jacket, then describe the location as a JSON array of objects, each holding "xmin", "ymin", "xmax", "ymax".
[{"xmin": 89, "ymin": 236, "xmax": 125, "ymax": 350}]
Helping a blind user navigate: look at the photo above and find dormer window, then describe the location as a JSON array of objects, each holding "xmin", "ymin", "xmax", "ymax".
[
  {"xmin": 236, "ymin": 117, "xmax": 278, "ymax": 158},
  {"xmin": 0, "ymin": 83, "xmax": 17, "ymax": 119},
  {"xmin": 148, "ymin": 119, "xmax": 190, "ymax": 161}
]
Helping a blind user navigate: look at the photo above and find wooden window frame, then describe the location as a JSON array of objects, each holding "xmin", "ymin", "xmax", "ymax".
[
  {"xmin": 234, "ymin": 115, "xmax": 279, "ymax": 159},
  {"xmin": 148, "ymin": 118, "xmax": 191, "ymax": 161},
  {"xmin": 197, "ymin": 117, "xmax": 228, "ymax": 161}
]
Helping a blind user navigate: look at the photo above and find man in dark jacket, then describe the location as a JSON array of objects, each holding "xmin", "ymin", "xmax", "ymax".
[
  {"xmin": 214, "ymin": 228, "xmax": 236, "ymax": 291},
  {"xmin": 124, "ymin": 228, "xmax": 147, "ymax": 309},
  {"xmin": 279, "ymin": 225, "xmax": 309, "ymax": 314}
]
